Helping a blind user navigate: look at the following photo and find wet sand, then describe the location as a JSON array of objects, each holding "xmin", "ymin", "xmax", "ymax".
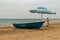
[{"xmin": 0, "ymin": 22, "xmax": 60, "ymax": 40}]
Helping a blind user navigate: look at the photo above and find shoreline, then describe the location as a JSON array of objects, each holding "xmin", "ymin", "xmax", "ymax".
[{"xmin": 0, "ymin": 21, "xmax": 60, "ymax": 28}]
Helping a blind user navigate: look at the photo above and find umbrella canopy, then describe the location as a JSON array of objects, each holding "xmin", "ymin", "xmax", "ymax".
[
  {"xmin": 29, "ymin": 7, "xmax": 56, "ymax": 14},
  {"xmin": 29, "ymin": 7, "xmax": 56, "ymax": 21}
]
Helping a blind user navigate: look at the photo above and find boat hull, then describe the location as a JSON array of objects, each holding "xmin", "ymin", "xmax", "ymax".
[{"xmin": 13, "ymin": 21, "xmax": 45, "ymax": 29}]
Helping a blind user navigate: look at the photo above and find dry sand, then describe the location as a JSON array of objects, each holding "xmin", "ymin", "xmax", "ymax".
[{"xmin": 0, "ymin": 22, "xmax": 60, "ymax": 40}]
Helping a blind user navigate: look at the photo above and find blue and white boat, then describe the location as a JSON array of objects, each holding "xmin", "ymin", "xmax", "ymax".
[
  {"xmin": 13, "ymin": 21, "xmax": 45, "ymax": 29},
  {"xmin": 13, "ymin": 7, "xmax": 56, "ymax": 29}
]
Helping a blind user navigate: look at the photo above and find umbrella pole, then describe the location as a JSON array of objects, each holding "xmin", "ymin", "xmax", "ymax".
[{"xmin": 41, "ymin": 14, "xmax": 43, "ymax": 21}]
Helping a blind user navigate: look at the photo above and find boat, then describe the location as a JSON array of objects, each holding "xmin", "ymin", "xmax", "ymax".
[
  {"xmin": 13, "ymin": 21, "xmax": 45, "ymax": 29},
  {"xmin": 13, "ymin": 7, "xmax": 56, "ymax": 29}
]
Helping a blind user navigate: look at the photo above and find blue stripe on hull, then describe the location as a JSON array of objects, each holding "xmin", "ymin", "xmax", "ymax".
[{"xmin": 13, "ymin": 21, "xmax": 45, "ymax": 29}]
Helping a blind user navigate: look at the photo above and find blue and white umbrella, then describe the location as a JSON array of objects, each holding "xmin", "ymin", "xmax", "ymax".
[
  {"xmin": 29, "ymin": 7, "xmax": 56, "ymax": 21},
  {"xmin": 29, "ymin": 7, "xmax": 56, "ymax": 14}
]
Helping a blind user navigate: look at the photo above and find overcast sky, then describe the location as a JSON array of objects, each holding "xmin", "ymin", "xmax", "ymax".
[{"xmin": 0, "ymin": 0, "xmax": 60, "ymax": 19}]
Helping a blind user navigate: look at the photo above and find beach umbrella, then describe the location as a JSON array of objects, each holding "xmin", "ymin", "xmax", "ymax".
[
  {"xmin": 29, "ymin": 7, "xmax": 56, "ymax": 21},
  {"xmin": 29, "ymin": 7, "xmax": 56, "ymax": 14}
]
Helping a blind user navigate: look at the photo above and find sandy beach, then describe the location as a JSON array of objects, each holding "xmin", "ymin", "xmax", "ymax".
[{"xmin": 0, "ymin": 22, "xmax": 60, "ymax": 40}]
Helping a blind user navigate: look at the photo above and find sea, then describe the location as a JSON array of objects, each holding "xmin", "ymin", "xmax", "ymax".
[{"xmin": 0, "ymin": 19, "xmax": 60, "ymax": 26}]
